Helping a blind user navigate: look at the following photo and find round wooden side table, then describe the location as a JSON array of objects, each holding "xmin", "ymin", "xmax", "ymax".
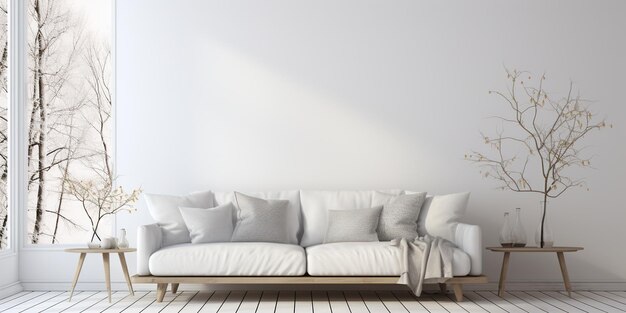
[
  {"xmin": 487, "ymin": 246, "xmax": 583, "ymax": 297},
  {"xmin": 65, "ymin": 248, "xmax": 136, "ymax": 303}
]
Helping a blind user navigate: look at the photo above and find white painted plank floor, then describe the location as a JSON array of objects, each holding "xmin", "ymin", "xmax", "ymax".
[{"xmin": 1, "ymin": 290, "xmax": 626, "ymax": 312}]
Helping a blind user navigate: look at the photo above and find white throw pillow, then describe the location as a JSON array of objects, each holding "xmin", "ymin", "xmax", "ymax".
[
  {"xmin": 413, "ymin": 192, "xmax": 470, "ymax": 242},
  {"xmin": 230, "ymin": 192, "xmax": 291, "ymax": 243},
  {"xmin": 213, "ymin": 191, "xmax": 301, "ymax": 244},
  {"xmin": 299, "ymin": 190, "xmax": 403, "ymax": 247},
  {"xmin": 372, "ymin": 191, "xmax": 427, "ymax": 241},
  {"xmin": 144, "ymin": 190, "xmax": 214, "ymax": 246},
  {"xmin": 324, "ymin": 206, "xmax": 383, "ymax": 243},
  {"xmin": 179, "ymin": 203, "xmax": 235, "ymax": 244}
]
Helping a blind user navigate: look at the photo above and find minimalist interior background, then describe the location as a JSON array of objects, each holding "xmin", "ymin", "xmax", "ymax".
[{"xmin": 18, "ymin": 0, "xmax": 626, "ymax": 289}]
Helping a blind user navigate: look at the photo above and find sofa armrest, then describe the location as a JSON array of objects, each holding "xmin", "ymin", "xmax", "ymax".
[
  {"xmin": 454, "ymin": 223, "xmax": 482, "ymax": 275},
  {"xmin": 137, "ymin": 223, "xmax": 162, "ymax": 276}
]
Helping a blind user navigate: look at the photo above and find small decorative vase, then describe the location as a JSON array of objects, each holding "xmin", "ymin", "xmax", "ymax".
[
  {"xmin": 499, "ymin": 212, "xmax": 513, "ymax": 247},
  {"xmin": 511, "ymin": 208, "xmax": 527, "ymax": 247},
  {"xmin": 535, "ymin": 201, "xmax": 554, "ymax": 248},
  {"xmin": 118, "ymin": 228, "xmax": 129, "ymax": 249}
]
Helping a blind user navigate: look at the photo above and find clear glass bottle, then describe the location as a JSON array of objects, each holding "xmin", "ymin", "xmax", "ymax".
[
  {"xmin": 499, "ymin": 212, "xmax": 513, "ymax": 247},
  {"xmin": 535, "ymin": 201, "xmax": 554, "ymax": 248},
  {"xmin": 511, "ymin": 208, "xmax": 527, "ymax": 247},
  {"xmin": 118, "ymin": 228, "xmax": 129, "ymax": 249}
]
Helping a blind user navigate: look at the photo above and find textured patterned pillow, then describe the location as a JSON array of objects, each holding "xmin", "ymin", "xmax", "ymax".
[
  {"xmin": 179, "ymin": 203, "xmax": 235, "ymax": 244},
  {"xmin": 324, "ymin": 206, "xmax": 383, "ymax": 243},
  {"xmin": 231, "ymin": 192, "xmax": 291, "ymax": 243},
  {"xmin": 372, "ymin": 191, "xmax": 427, "ymax": 241}
]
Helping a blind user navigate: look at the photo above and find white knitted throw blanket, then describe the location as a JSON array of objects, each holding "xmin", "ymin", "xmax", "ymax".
[{"xmin": 394, "ymin": 235, "xmax": 455, "ymax": 296}]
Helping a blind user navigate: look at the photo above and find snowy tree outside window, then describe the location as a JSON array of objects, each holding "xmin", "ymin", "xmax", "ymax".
[{"xmin": 26, "ymin": 0, "xmax": 140, "ymax": 245}]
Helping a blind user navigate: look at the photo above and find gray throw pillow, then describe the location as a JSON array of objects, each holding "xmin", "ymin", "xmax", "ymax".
[
  {"xmin": 324, "ymin": 206, "xmax": 383, "ymax": 244},
  {"xmin": 179, "ymin": 202, "xmax": 235, "ymax": 244},
  {"xmin": 372, "ymin": 191, "xmax": 427, "ymax": 241},
  {"xmin": 231, "ymin": 192, "xmax": 291, "ymax": 243}
]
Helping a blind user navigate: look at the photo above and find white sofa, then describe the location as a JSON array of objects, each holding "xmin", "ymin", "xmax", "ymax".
[{"xmin": 134, "ymin": 190, "xmax": 485, "ymax": 301}]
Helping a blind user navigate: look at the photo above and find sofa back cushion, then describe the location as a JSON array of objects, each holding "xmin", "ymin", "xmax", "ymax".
[
  {"xmin": 299, "ymin": 190, "xmax": 403, "ymax": 247},
  {"xmin": 410, "ymin": 191, "xmax": 470, "ymax": 242},
  {"xmin": 144, "ymin": 190, "xmax": 215, "ymax": 246},
  {"xmin": 213, "ymin": 190, "xmax": 301, "ymax": 244}
]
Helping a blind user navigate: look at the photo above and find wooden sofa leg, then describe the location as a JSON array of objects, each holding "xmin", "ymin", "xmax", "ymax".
[
  {"xmin": 438, "ymin": 283, "xmax": 446, "ymax": 294},
  {"xmin": 171, "ymin": 283, "xmax": 179, "ymax": 294},
  {"xmin": 156, "ymin": 283, "xmax": 167, "ymax": 302},
  {"xmin": 451, "ymin": 284, "xmax": 463, "ymax": 301}
]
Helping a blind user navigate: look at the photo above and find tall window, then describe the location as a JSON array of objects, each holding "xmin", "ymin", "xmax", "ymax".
[
  {"xmin": 27, "ymin": 0, "xmax": 113, "ymax": 244},
  {"xmin": 0, "ymin": 0, "xmax": 7, "ymax": 250}
]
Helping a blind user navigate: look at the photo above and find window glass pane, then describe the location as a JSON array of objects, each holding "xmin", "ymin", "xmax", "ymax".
[
  {"xmin": 0, "ymin": 0, "xmax": 7, "ymax": 250},
  {"xmin": 27, "ymin": 0, "xmax": 113, "ymax": 244}
]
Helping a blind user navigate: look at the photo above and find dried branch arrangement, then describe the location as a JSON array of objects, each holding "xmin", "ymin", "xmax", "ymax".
[{"xmin": 466, "ymin": 69, "xmax": 610, "ymax": 247}]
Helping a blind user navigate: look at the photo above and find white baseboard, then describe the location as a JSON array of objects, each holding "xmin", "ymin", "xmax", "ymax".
[
  {"xmin": 0, "ymin": 282, "xmax": 24, "ymax": 299},
  {"xmin": 20, "ymin": 281, "xmax": 626, "ymax": 292}
]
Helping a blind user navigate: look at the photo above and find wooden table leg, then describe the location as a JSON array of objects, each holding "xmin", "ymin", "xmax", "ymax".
[
  {"xmin": 557, "ymin": 252, "xmax": 572, "ymax": 297},
  {"xmin": 497, "ymin": 252, "xmax": 511, "ymax": 297},
  {"xmin": 69, "ymin": 253, "xmax": 86, "ymax": 302},
  {"xmin": 171, "ymin": 283, "xmax": 179, "ymax": 294},
  {"xmin": 118, "ymin": 253, "xmax": 135, "ymax": 296},
  {"xmin": 103, "ymin": 253, "xmax": 111, "ymax": 302}
]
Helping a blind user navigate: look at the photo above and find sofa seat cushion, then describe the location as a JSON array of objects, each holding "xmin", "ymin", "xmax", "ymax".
[
  {"xmin": 306, "ymin": 242, "xmax": 471, "ymax": 276},
  {"xmin": 149, "ymin": 242, "xmax": 306, "ymax": 276}
]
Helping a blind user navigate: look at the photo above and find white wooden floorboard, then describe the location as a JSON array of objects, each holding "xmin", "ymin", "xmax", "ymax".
[
  {"xmin": 274, "ymin": 291, "xmax": 294, "ymax": 313},
  {"xmin": 328, "ymin": 291, "xmax": 351, "ymax": 313},
  {"xmin": 43, "ymin": 291, "xmax": 99, "ymax": 313},
  {"xmin": 344, "ymin": 290, "xmax": 369, "ymax": 313},
  {"xmin": 179, "ymin": 291, "xmax": 213, "ymax": 313},
  {"xmin": 199, "ymin": 290, "xmax": 229, "ymax": 313},
  {"xmin": 294, "ymin": 290, "xmax": 312, "ymax": 313},
  {"xmin": 508, "ymin": 291, "xmax": 567, "ymax": 312},
  {"xmin": 464, "ymin": 292, "xmax": 508, "ymax": 313},
  {"xmin": 0, "ymin": 291, "xmax": 50, "ymax": 311},
  {"xmin": 62, "ymin": 290, "xmax": 123, "ymax": 312},
  {"xmin": 140, "ymin": 291, "xmax": 180, "ymax": 312},
  {"xmin": 579, "ymin": 291, "xmax": 626, "ymax": 311},
  {"xmin": 8, "ymin": 291, "xmax": 64, "ymax": 312},
  {"xmin": 21, "ymin": 291, "xmax": 70, "ymax": 313},
  {"xmin": 123, "ymin": 291, "xmax": 161, "ymax": 313},
  {"xmin": 529, "ymin": 291, "xmax": 586, "ymax": 313},
  {"xmin": 160, "ymin": 291, "xmax": 198, "ymax": 313},
  {"xmin": 496, "ymin": 291, "xmax": 546, "ymax": 312},
  {"xmin": 392, "ymin": 291, "xmax": 429, "ymax": 313},
  {"xmin": 255, "ymin": 291, "xmax": 278, "ymax": 313},
  {"xmin": 235, "ymin": 290, "xmax": 262, "ymax": 313},
  {"xmin": 311, "ymin": 291, "xmax": 331, "ymax": 313},
  {"xmin": 102, "ymin": 291, "xmax": 149, "ymax": 313},
  {"xmin": 6, "ymin": 289, "xmax": 626, "ymax": 312},
  {"xmin": 360, "ymin": 291, "xmax": 390, "ymax": 313},
  {"xmin": 418, "ymin": 293, "xmax": 449, "ymax": 313},
  {"xmin": 432, "ymin": 292, "xmax": 469, "ymax": 313},
  {"xmin": 216, "ymin": 290, "xmax": 245, "ymax": 313},
  {"xmin": 475, "ymin": 291, "xmax": 526, "ymax": 313},
  {"xmin": 446, "ymin": 293, "xmax": 488, "ymax": 313},
  {"xmin": 570, "ymin": 291, "xmax": 623, "ymax": 312},
  {"xmin": 378, "ymin": 291, "xmax": 410, "ymax": 313},
  {"xmin": 0, "ymin": 292, "xmax": 31, "ymax": 305},
  {"xmin": 593, "ymin": 291, "xmax": 626, "ymax": 306}
]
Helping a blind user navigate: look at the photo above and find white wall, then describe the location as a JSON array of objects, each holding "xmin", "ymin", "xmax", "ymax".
[{"xmin": 19, "ymin": 0, "xmax": 626, "ymax": 289}]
